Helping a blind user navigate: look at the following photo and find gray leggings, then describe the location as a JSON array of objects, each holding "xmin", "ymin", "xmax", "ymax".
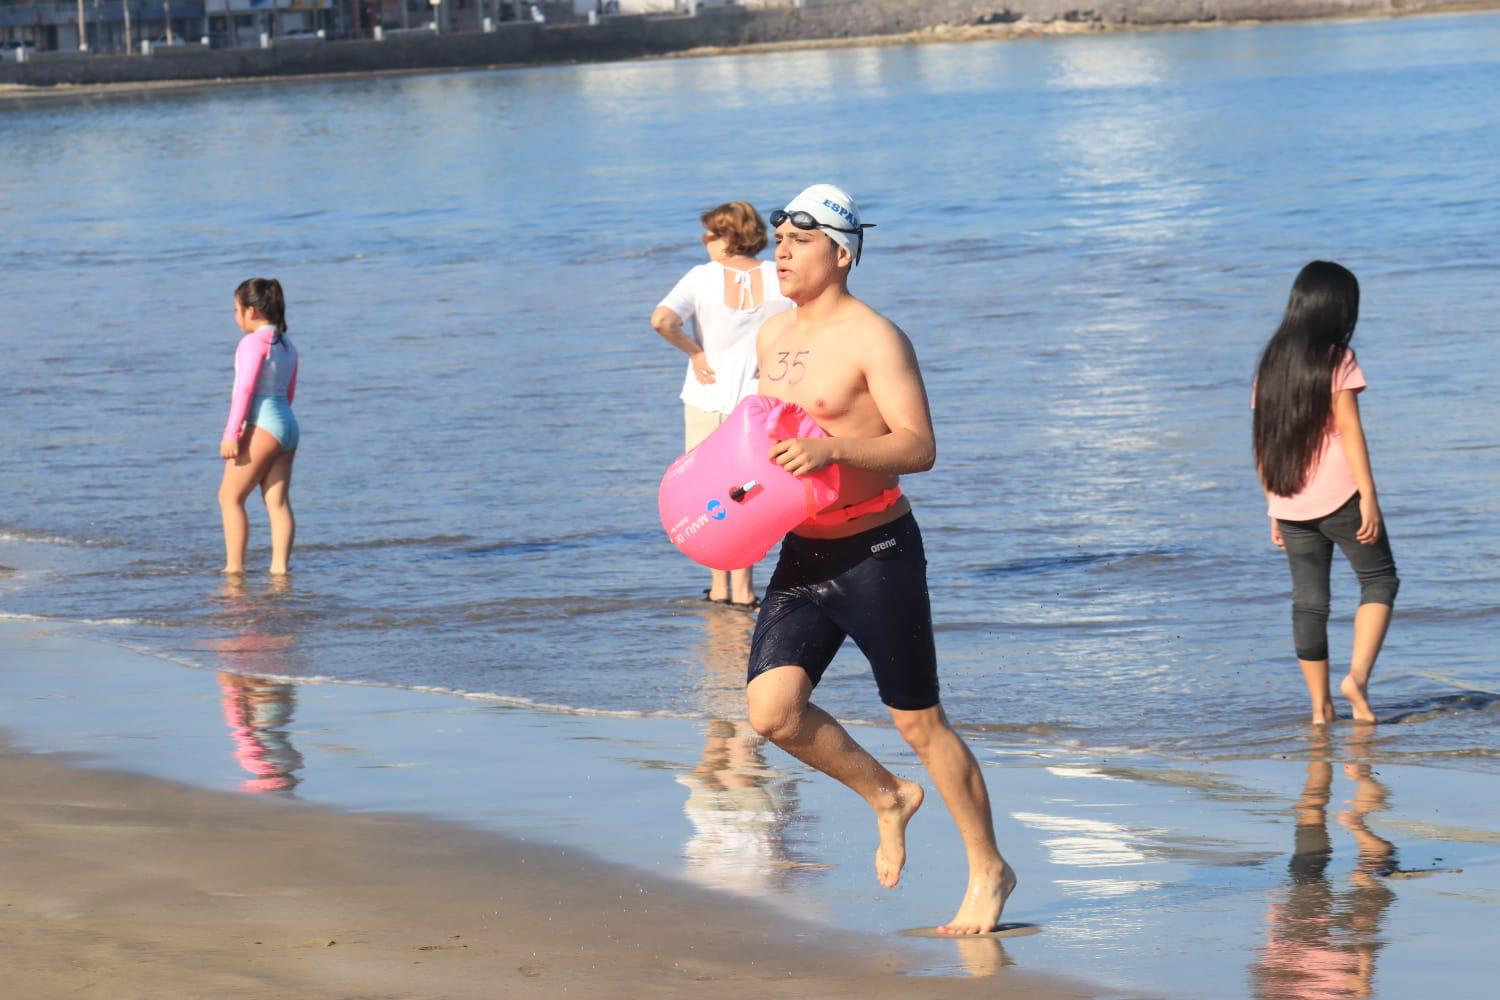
[{"xmin": 1279, "ymin": 493, "xmax": 1399, "ymax": 661}]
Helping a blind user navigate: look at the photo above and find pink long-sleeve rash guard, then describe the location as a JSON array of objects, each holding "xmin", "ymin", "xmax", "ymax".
[{"xmin": 222, "ymin": 325, "xmax": 298, "ymax": 442}]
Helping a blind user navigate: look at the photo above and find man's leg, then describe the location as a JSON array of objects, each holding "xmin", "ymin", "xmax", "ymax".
[
  {"xmin": 890, "ymin": 704, "xmax": 1015, "ymax": 934},
  {"xmin": 747, "ymin": 665, "xmax": 924, "ymax": 888}
]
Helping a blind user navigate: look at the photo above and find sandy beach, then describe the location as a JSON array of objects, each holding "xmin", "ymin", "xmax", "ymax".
[
  {"xmin": 4, "ymin": 619, "xmax": 1499, "ymax": 997},
  {"xmin": 0, "ymin": 621, "xmax": 1095, "ymax": 998},
  {"xmin": 0, "ymin": 740, "xmax": 1090, "ymax": 999}
]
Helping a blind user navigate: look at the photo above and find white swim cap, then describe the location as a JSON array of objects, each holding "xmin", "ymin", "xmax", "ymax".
[{"xmin": 776, "ymin": 184, "xmax": 873, "ymax": 265}]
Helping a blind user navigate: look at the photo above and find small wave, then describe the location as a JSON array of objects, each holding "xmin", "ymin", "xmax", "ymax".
[
  {"xmin": 64, "ymin": 629, "xmax": 892, "ymax": 730},
  {"xmin": 298, "ymin": 533, "xmax": 476, "ymax": 554},
  {"xmin": 0, "ymin": 530, "xmax": 124, "ymax": 549},
  {"xmin": 586, "ymin": 242, "xmax": 687, "ymax": 263},
  {"xmin": 962, "ymin": 720, "xmax": 1068, "ymax": 740},
  {"xmin": 1388, "ymin": 605, "xmax": 1500, "ymax": 625},
  {"xmin": 937, "ymin": 616, "xmax": 1145, "ymax": 634},
  {"xmin": 972, "ymin": 547, "xmax": 1177, "ymax": 578},
  {"xmin": 1383, "ymin": 689, "xmax": 1500, "ymax": 725},
  {"xmin": 444, "ymin": 528, "xmax": 658, "ymax": 561},
  {"xmin": 0, "ymin": 611, "xmax": 172, "ymax": 628}
]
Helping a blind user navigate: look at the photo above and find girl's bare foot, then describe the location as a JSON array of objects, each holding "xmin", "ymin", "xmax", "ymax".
[
  {"xmin": 874, "ymin": 778, "xmax": 924, "ymax": 889},
  {"xmin": 1340, "ymin": 674, "xmax": 1377, "ymax": 724},
  {"xmin": 938, "ymin": 862, "xmax": 1018, "ymax": 935}
]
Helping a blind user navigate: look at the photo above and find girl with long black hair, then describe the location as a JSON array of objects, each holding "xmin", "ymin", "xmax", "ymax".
[{"xmin": 1253, "ymin": 261, "xmax": 1399, "ymax": 725}]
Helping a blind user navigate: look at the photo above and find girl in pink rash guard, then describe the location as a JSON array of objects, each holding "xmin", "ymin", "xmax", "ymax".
[{"xmin": 218, "ymin": 278, "xmax": 299, "ymax": 576}]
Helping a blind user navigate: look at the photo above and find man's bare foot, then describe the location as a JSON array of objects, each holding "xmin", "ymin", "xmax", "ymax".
[
  {"xmin": 873, "ymin": 778, "xmax": 924, "ymax": 889},
  {"xmin": 222, "ymin": 566, "xmax": 245, "ymax": 575},
  {"xmin": 1340, "ymin": 674, "xmax": 1377, "ymax": 724},
  {"xmin": 939, "ymin": 862, "xmax": 1018, "ymax": 935},
  {"xmin": 1311, "ymin": 702, "xmax": 1335, "ymax": 725}
]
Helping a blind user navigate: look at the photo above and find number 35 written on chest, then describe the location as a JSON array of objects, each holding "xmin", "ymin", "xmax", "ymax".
[{"xmin": 765, "ymin": 350, "xmax": 810, "ymax": 384}]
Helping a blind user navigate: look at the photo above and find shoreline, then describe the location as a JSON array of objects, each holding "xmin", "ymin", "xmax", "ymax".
[
  {"xmin": 4, "ymin": 617, "xmax": 1500, "ymax": 996},
  {"xmin": 4, "ymin": 3, "xmax": 1498, "ymax": 106},
  {"xmin": 0, "ymin": 740, "xmax": 1085, "ymax": 999},
  {"xmin": 0, "ymin": 620, "xmax": 1092, "ymax": 998}
]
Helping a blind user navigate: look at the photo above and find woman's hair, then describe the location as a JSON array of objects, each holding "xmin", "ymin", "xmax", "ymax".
[
  {"xmin": 1253, "ymin": 260, "xmax": 1361, "ymax": 497},
  {"xmin": 701, "ymin": 201, "xmax": 768, "ymax": 257},
  {"xmin": 235, "ymin": 277, "xmax": 288, "ymax": 336}
]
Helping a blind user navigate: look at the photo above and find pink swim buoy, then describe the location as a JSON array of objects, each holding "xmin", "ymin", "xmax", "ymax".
[{"xmin": 659, "ymin": 395, "xmax": 841, "ymax": 571}]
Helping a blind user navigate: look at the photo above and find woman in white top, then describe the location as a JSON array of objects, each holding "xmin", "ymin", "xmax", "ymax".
[{"xmin": 652, "ymin": 200, "xmax": 793, "ymax": 608}]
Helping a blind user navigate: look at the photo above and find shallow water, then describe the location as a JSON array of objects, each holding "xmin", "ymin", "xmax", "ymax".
[{"xmin": 3, "ymin": 12, "xmax": 1500, "ymax": 767}]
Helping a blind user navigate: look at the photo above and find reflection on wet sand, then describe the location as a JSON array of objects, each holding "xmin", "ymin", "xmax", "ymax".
[
  {"xmin": 1254, "ymin": 730, "xmax": 1397, "ymax": 999},
  {"xmin": 951, "ymin": 935, "xmax": 1014, "ymax": 978},
  {"xmin": 678, "ymin": 604, "xmax": 824, "ymax": 895},
  {"xmin": 218, "ymin": 672, "xmax": 303, "ymax": 794},
  {"xmin": 213, "ymin": 576, "xmax": 304, "ymax": 795}
]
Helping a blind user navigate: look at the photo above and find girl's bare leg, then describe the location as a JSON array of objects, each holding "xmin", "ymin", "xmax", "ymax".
[
  {"xmin": 1299, "ymin": 658, "xmax": 1336, "ymax": 724},
  {"xmin": 260, "ymin": 448, "xmax": 296, "ymax": 575},
  {"xmin": 218, "ymin": 428, "xmax": 282, "ymax": 573},
  {"xmin": 1341, "ymin": 603, "xmax": 1391, "ymax": 724}
]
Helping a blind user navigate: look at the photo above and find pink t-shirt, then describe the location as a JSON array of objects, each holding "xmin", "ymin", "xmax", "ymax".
[{"xmin": 1261, "ymin": 355, "xmax": 1366, "ymax": 521}]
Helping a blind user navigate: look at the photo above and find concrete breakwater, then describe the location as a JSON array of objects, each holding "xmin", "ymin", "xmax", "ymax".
[{"xmin": 0, "ymin": 1, "xmax": 1489, "ymax": 89}]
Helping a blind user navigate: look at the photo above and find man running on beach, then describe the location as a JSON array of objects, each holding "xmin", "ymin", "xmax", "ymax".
[{"xmin": 747, "ymin": 184, "xmax": 1016, "ymax": 934}]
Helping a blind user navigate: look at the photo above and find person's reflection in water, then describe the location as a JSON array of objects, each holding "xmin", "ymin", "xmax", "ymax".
[
  {"xmin": 218, "ymin": 672, "xmax": 303, "ymax": 794},
  {"xmin": 214, "ymin": 575, "xmax": 304, "ymax": 795},
  {"xmin": 678, "ymin": 604, "xmax": 823, "ymax": 895},
  {"xmin": 1253, "ymin": 728, "xmax": 1397, "ymax": 999},
  {"xmin": 950, "ymin": 935, "xmax": 1013, "ymax": 978}
]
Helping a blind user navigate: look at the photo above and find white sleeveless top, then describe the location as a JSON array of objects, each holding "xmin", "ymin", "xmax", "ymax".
[{"xmin": 657, "ymin": 260, "xmax": 793, "ymax": 414}]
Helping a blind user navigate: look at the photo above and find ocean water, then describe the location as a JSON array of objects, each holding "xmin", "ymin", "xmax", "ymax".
[{"xmin": 3, "ymin": 12, "xmax": 1499, "ymax": 769}]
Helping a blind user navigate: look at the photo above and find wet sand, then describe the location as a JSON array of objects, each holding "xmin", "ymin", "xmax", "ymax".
[
  {"xmin": 4, "ymin": 619, "xmax": 1500, "ymax": 997},
  {"xmin": 0, "ymin": 739, "xmax": 1086, "ymax": 999},
  {"xmin": 0, "ymin": 620, "xmax": 1094, "ymax": 998}
]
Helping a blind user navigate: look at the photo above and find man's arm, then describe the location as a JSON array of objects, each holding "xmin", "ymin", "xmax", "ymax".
[
  {"xmin": 771, "ymin": 318, "xmax": 936, "ymax": 477},
  {"xmin": 830, "ymin": 320, "xmax": 936, "ymax": 474}
]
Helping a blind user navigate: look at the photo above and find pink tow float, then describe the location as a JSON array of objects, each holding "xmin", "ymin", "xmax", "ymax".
[{"xmin": 659, "ymin": 395, "xmax": 841, "ymax": 571}]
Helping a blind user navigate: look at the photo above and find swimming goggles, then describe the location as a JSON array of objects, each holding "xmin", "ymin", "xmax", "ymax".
[{"xmin": 769, "ymin": 209, "xmax": 876, "ymax": 265}]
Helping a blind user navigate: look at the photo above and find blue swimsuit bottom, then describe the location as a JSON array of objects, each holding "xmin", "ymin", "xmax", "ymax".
[{"xmin": 248, "ymin": 393, "xmax": 299, "ymax": 452}]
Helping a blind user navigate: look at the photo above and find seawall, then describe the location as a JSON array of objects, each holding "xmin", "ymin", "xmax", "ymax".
[{"xmin": 1, "ymin": 1, "xmax": 1492, "ymax": 89}]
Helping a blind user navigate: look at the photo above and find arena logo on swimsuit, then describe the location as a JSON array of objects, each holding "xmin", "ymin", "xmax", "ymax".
[{"xmin": 707, "ymin": 499, "xmax": 727, "ymax": 521}]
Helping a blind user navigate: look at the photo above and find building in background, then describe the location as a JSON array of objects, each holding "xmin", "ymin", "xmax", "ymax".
[
  {"xmin": 204, "ymin": 0, "xmax": 336, "ymax": 48},
  {"xmin": 2, "ymin": 1, "xmax": 205, "ymax": 53},
  {"xmin": 0, "ymin": 0, "xmax": 341, "ymax": 52}
]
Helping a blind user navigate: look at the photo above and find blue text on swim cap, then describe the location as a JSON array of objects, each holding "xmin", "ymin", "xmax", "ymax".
[{"xmin": 822, "ymin": 199, "xmax": 856, "ymax": 223}]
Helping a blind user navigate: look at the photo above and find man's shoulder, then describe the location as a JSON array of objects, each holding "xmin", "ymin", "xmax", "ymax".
[{"xmin": 839, "ymin": 299, "xmax": 906, "ymax": 345}]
